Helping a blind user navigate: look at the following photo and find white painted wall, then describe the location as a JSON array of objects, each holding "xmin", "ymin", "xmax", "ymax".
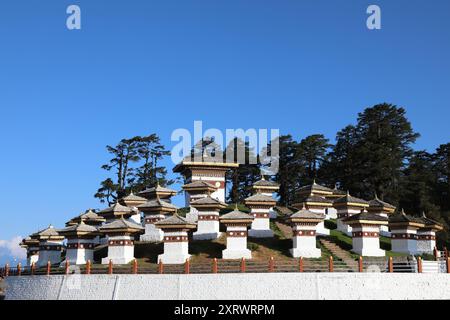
[{"xmin": 5, "ymin": 273, "xmax": 450, "ymax": 300}]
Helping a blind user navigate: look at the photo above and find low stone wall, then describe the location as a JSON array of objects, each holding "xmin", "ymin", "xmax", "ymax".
[{"xmin": 5, "ymin": 273, "xmax": 450, "ymax": 300}]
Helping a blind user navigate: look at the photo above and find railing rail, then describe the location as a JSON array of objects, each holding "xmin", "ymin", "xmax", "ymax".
[{"xmin": 3, "ymin": 255, "xmax": 449, "ymax": 277}]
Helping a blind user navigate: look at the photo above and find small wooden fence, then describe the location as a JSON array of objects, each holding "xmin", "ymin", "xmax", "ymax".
[{"xmin": 1, "ymin": 256, "xmax": 449, "ymax": 277}]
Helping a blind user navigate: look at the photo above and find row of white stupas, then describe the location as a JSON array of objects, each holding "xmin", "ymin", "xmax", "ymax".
[{"xmin": 19, "ymin": 158, "xmax": 443, "ymax": 267}]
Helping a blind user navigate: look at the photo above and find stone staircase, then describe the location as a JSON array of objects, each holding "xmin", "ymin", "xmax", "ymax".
[
  {"xmin": 274, "ymin": 221, "xmax": 293, "ymax": 238},
  {"xmin": 319, "ymin": 238, "xmax": 358, "ymax": 270}
]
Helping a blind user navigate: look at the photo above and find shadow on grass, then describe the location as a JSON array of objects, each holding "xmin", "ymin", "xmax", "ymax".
[
  {"xmin": 134, "ymin": 242, "xmax": 164, "ymax": 264},
  {"xmin": 248, "ymin": 235, "xmax": 292, "ymax": 258},
  {"xmin": 189, "ymin": 240, "xmax": 225, "ymax": 259}
]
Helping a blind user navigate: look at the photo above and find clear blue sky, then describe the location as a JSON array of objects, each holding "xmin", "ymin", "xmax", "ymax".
[{"xmin": 0, "ymin": 0, "xmax": 449, "ymax": 261}]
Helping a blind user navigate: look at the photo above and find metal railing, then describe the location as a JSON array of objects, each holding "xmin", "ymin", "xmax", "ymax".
[{"xmin": 2, "ymin": 255, "xmax": 448, "ymax": 277}]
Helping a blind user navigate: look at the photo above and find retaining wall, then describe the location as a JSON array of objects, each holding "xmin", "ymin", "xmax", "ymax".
[{"xmin": 5, "ymin": 273, "xmax": 450, "ymax": 300}]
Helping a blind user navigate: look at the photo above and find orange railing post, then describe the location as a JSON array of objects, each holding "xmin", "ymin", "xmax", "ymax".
[
  {"xmin": 86, "ymin": 260, "xmax": 91, "ymax": 275},
  {"xmin": 447, "ymin": 257, "xmax": 450, "ymax": 274},
  {"xmin": 65, "ymin": 260, "xmax": 70, "ymax": 275},
  {"xmin": 417, "ymin": 257, "xmax": 422, "ymax": 273},
  {"xmin": 108, "ymin": 260, "xmax": 113, "ymax": 275},
  {"xmin": 388, "ymin": 257, "xmax": 393, "ymax": 273},
  {"xmin": 17, "ymin": 263, "xmax": 22, "ymax": 276},
  {"xmin": 158, "ymin": 259, "xmax": 164, "ymax": 274},
  {"xmin": 184, "ymin": 259, "xmax": 190, "ymax": 274},
  {"xmin": 46, "ymin": 261, "xmax": 51, "ymax": 276},
  {"xmin": 268, "ymin": 257, "xmax": 274, "ymax": 272},
  {"xmin": 433, "ymin": 247, "xmax": 438, "ymax": 261},
  {"xmin": 31, "ymin": 262, "xmax": 36, "ymax": 275},
  {"xmin": 132, "ymin": 259, "xmax": 138, "ymax": 274},
  {"xmin": 212, "ymin": 258, "xmax": 218, "ymax": 274},
  {"xmin": 358, "ymin": 256, "xmax": 363, "ymax": 272},
  {"xmin": 445, "ymin": 247, "xmax": 449, "ymax": 260},
  {"xmin": 240, "ymin": 258, "xmax": 246, "ymax": 273},
  {"xmin": 328, "ymin": 256, "xmax": 334, "ymax": 272},
  {"xmin": 299, "ymin": 257, "xmax": 304, "ymax": 272}
]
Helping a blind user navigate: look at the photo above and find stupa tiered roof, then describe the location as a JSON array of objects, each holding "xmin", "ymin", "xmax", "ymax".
[
  {"xmin": 343, "ymin": 210, "xmax": 389, "ymax": 225},
  {"xmin": 182, "ymin": 180, "xmax": 217, "ymax": 193},
  {"xmin": 219, "ymin": 208, "xmax": 254, "ymax": 224},
  {"xmin": 155, "ymin": 214, "xmax": 197, "ymax": 230},
  {"xmin": 417, "ymin": 212, "xmax": 444, "ymax": 231},
  {"xmin": 288, "ymin": 205, "xmax": 325, "ymax": 222},
  {"xmin": 137, "ymin": 197, "xmax": 179, "ymax": 213},
  {"xmin": 368, "ymin": 194, "xmax": 396, "ymax": 213},
  {"xmin": 97, "ymin": 202, "xmax": 134, "ymax": 220},
  {"xmin": 66, "ymin": 209, "xmax": 106, "ymax": 226},
  {"xmin": 293, "ymin": 193, "xmax": 333, "ymax": 208},
  {"xmin": 190, "ymin": 196, "xmax": 227, "ymax": 210},
  {"xmin": 388, "ymin": 209, "xmax": 425, "ymax": 228},
  {"xmin": 99, "ymin": 217, "xmax": 144, "ymax": 234},
  {"xmin": 297, "ymin": 180, "xmax": 334, "ymax": 196},
  {"xmin": 59, "ymin": 221, "xmax": 100, "ymax": 237},
  {"xmin": 20, "ymin": 236, "xmax": 39, "ymax": 248},
  {"xmin": 33, "ymin": 225, "xmax": 64, "ymax": 241},
  {"xmin": 333, "ymin": 191, "xmax": 369, "ymax": 207},
  {"xmin": 138, "ymin": 184, "xmax": 177, "ymax": 199},
  {"xmin": 120, "ymin": 192, "xmax": 148, "ymax": 207},
  {"xmin": 173, "ymin": 154, "xmax": 239, "ymax": 173},
  {"xmin": 252, "ymin": 177, "xmax": 279, "ymax": 192},
  {"xmin": 244, "ymin": 193, "xmax": 277, "ymax": 202}
]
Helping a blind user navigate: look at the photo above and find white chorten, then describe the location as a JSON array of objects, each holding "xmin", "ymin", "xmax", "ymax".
[
  {"xmin": 344, "ymin": 209, "xmax": 388, "ymax": 257},
  {"xmin": 219, "ymin": 207, "xmax": 254, "ymax": 259},
  {"xmin": 367, "ymin": 194, "xmax": 396, "ymax": 237},
  {"xmin": 182, "ymin": 180, "xmax": 218, "ymax": 222},
  {"xmin": 292, "ymin": 192, "xmax": 332, "ymax": 236},
  {"xmin": 191, "ymin": 196, "xmax": 227, "ymax": 240},
  {"xmin": 244, "ymin": 193, "xmax": 277, "ymax": 238},
  {"xmin": 137, "ymin": 196, "xmax": 178, "ymax": 242},
  {"xmin": 155, "ymin": 214, "xmax": 197, "ymax": 264},
  {"xmin": 333, "ymin": 191, "xmax": 369, "ymax": 236},
  {"xmin": 120, "ymin": 192, "xmax": 148, "ymax": 224},
  {"xmin": 389, "ymin": 209, "xmax": 424, "ymax": 255},
  {"xmin": 34, "ymin": 225, "xmax": 64, "ymax": 267},
  {"xmin": 59, "ymin": 221, "xmax": 99, "ymax": 265},
  {"xmin": 287, "ymin": 204, "xmax": 325, "ymax": 258},
  {"xmin": 416, "ymin": 212, "xmax": 443, "ymax": 254},
  {"xmin": 20, "ymin": 236, "xmax": 40, "ymax": 267},
  {"xmin": 99, "ymin": 217, "xmax": 144, "ymax": 265}
]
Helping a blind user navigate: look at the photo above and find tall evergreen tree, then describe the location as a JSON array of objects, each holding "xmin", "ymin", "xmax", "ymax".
[
  {"xmin": 326, "ymin": 103, "xmax": 419, "ymax": 202},
  {"xmin": 297, "ymin": 134, "xmax": 331, "ymax": 184},
  {"xmin": 274, "ymin": 135, "xmax": 302, "ymax": 205},
  {"xmin": 95, "ymin": 134, "xmax": 173, "ymax": 205},
  {"xmin": 399, "ymin": 151, "xmax": 440, "ymax": 219},
  {"xmin": 225, "ymin": 137, "xmax": 260, "ymax": 203}
]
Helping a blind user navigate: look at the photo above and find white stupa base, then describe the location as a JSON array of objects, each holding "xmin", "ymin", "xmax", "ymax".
[
  {"xmin": 248, "ymin": 229, "xmax": 274, "ymax": 238},
  {"xmin": 290, "ymin": 247, "xmax": 321, "ymax": 258},
  {"xmin": 327, "ymin": 208, "xmax": 338, "ymax": 219},
  {"xmin": 140, "ymin": 225, "xmax": 164, "ymax": 242},
  {"xmin": 158, "ymin": 253, "xmax": 191, "ymax": 265},
  {"xmin": 337, "ymin": 220, "xmax": 352, "ymax": 236},
  {"xmin": 37, "ymin": 251, "xmax": 62, "ymax": 267},
  {"xmin": 186, "ymin": 208, "xmax": 198, "ymax": 223},
  {"xmin": 27, "ymin": 254, "xmax": 39, "ymax": 267},
  {"xmin": 101, "ymin": 257, "xmax": 134, "ymax": 265},
  {"xmin": 129, "ymin": 213, "xmax": 142, "ymax": 225},
  {"xmin": 316, "ymin": 222, "xmax": 330, "ymax": 236},
  {"xmin": 193, "ymin": 232, "xmax": 221, "ymax": 240},
  {"xmin": 351, "ymin": 248, "xmax": 385, "ymax": 257},
  {"xmin": 222, "ymin": 249, "xmax": 252, "ymax": 260},
  {"xmin": 61, "ymin": 250, "xmax": 94, "ymax": 266}
]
